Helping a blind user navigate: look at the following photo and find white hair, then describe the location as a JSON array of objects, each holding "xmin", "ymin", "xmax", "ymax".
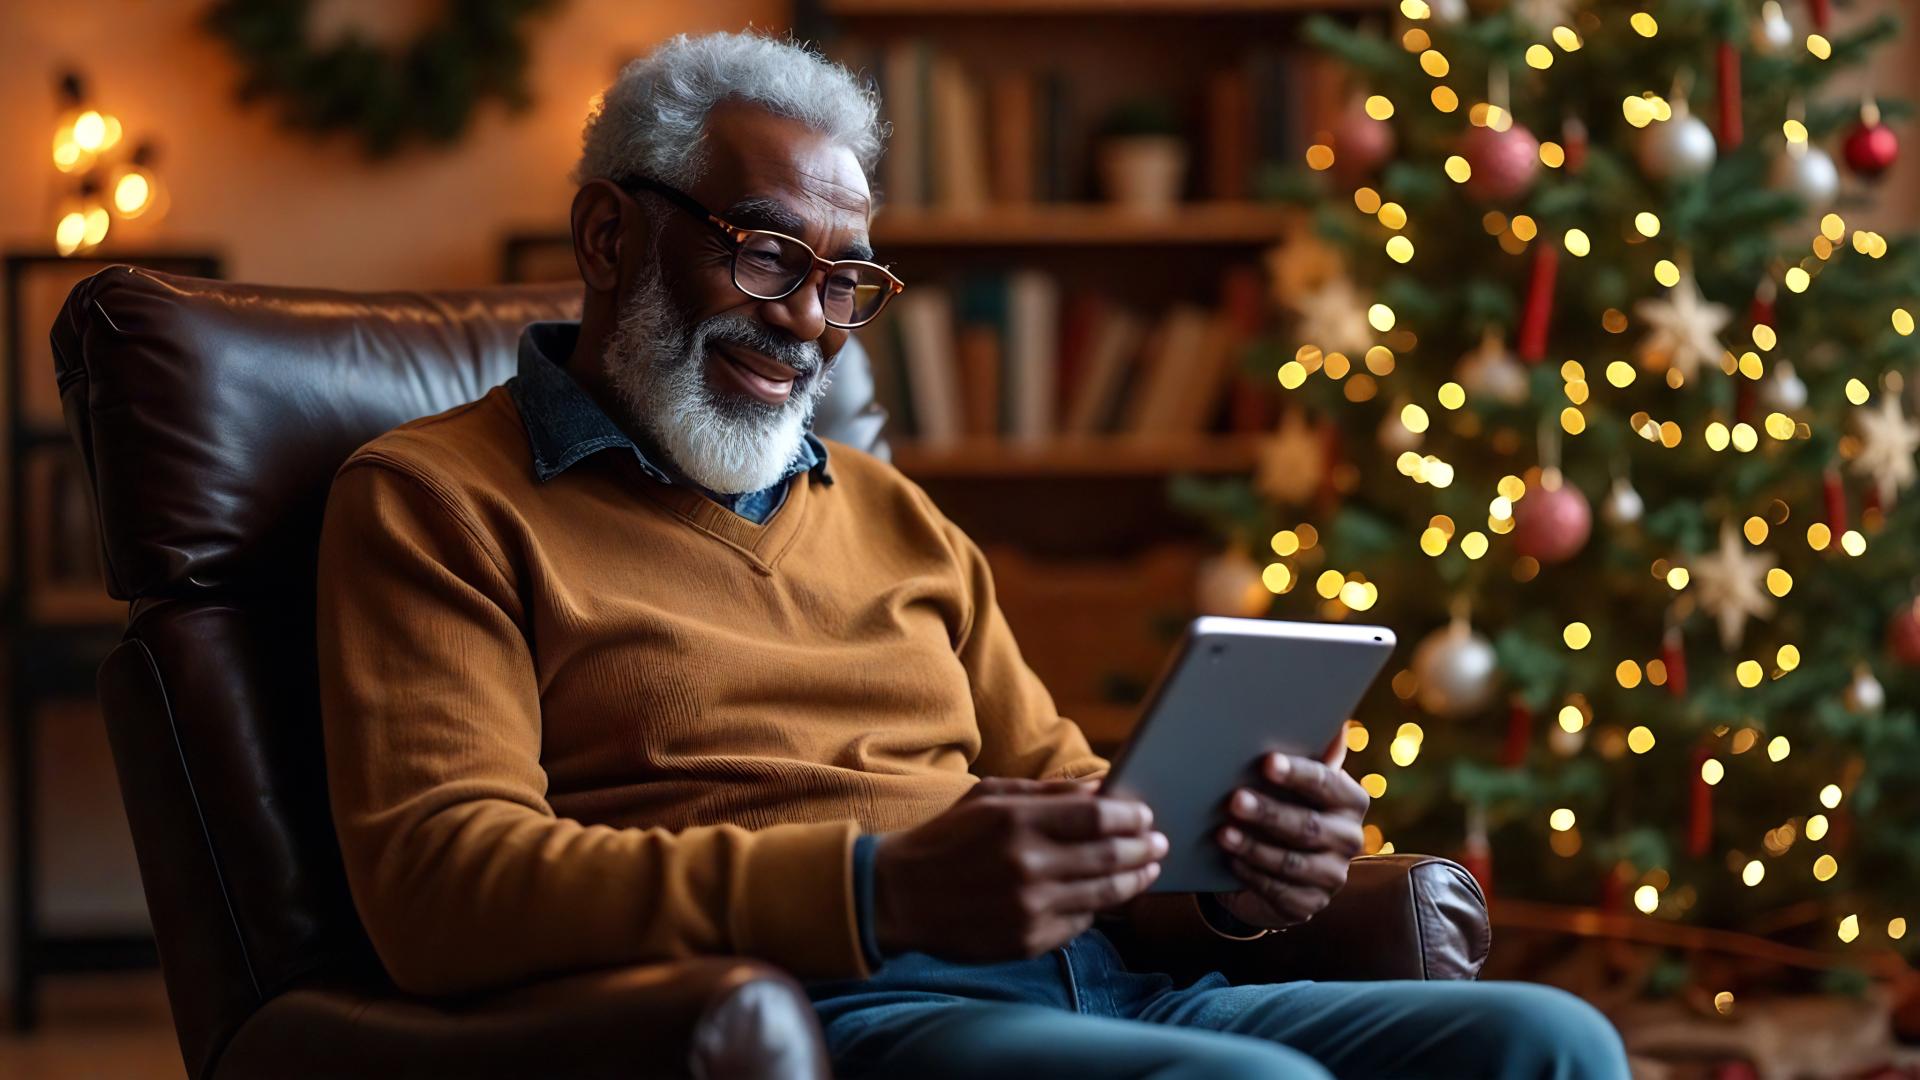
[{"xmin": 576, "ymin": 30, "xmax": 886, "ymax": 188}]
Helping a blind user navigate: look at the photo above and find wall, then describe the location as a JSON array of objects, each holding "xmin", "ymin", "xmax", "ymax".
[
  {"xmin": 0, "ymin": 0, "xmax": 785, "ymax": 1005},
  {"xmin": 1, "ymin": 0, "xmax": 787, "ymax": 289}
]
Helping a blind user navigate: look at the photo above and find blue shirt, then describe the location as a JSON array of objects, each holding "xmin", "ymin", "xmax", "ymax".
[
  {"xmin": 505, "ymin": 321, "xmax": 886, "ymax": 964},
  {"xmin": 505, "ymin": 321, "xmax": 830, "ymax": 522}
]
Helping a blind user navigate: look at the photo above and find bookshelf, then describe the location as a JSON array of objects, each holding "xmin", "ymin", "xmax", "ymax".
[
  {"xmin": 893, "ymin": 435, "xmax": 1260, "ymax": 477},
  {"xmin": 874, "ymin": 202, "xmax": 1298, "ymax": 246},
  {"xmin": 824, "ymin": 0, "xmax": 1377, "ymax": 14}
]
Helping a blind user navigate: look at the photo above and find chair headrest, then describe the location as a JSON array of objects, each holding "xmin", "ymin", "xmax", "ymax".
[{"xmin": 53, "ymin": 267, "xmax": 581, "ymax": 600}]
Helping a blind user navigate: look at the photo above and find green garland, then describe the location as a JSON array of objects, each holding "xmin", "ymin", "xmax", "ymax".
[{"xmin": 205, "ymin": 0, "xmax": 557, "ymax": 157}]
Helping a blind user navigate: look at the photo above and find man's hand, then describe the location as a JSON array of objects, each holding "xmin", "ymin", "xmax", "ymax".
[
  {"xmin": 1212, "ymin": 736, "xmax": 1370, "ymax": 931},
  {"xmin": 872, "ymin": 777, "xmax": 1167, "ymax": 962}
]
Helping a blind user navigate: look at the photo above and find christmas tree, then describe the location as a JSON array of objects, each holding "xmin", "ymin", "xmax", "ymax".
[{"xmin": 1183, "ymin": 0, "xmax": 1920, "ymax": 972}]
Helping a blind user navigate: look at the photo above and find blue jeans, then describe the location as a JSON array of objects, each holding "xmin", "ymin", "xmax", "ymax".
[{"xmin": 808, "ymin": 930, "xmax": 1628, "ymax": 1079}]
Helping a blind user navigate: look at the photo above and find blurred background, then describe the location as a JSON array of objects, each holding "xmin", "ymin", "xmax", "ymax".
[{"xmin": 4, "ymin": 1, "xmax": 1920, "ymax": 1076}]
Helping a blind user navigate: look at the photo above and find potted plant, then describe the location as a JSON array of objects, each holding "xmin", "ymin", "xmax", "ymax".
[{"xmin": 1096, "ymin": 98, "xmax": 1188, "ymax": 214}]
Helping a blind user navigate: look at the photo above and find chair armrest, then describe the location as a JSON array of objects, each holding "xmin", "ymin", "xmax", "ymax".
[
  {"xmin": 1109, "ymin": 854, "xmax": 1489, "ymax": 986},
  {"xmin": 213, "ymin": 958, "xmax": 829, "ymax": 1080}
]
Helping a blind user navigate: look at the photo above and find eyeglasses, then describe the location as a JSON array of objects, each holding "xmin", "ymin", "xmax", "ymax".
[{"xmin": 619, "ymin": 177, "xmax": 905, "ymax": 329}]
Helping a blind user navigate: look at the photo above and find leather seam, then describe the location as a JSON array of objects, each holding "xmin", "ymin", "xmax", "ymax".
[{"xmin": 125, "ymin": 635, "xmax": 265, "ymax": 1002}]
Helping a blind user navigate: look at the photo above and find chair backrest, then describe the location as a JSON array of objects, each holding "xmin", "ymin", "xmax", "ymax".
[{"xmin": 51, "ymin": 266, "xmax": 886, "ymax": 1078}]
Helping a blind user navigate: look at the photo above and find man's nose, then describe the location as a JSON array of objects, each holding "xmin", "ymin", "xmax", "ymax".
[{"xmin": 758, "ymin": 269, "xmax": 828, "ymax": 342}]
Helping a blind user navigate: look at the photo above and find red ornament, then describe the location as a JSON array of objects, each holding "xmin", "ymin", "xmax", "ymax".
[
  {"xmin": 1461, "ymin": 122, "xmax": 1541, "ymax": 201},
  {"xmin": 1512, "ymin": 480, "xmax": 1591, "ymax": 564},
  {"xmin": 1889, "ymin": 598, "xmax": 1920, "ymax": 667},
  {"xmin": 1807, "ymin": 0, "xmax": 1830, "ymax": 32},
  {"xmin": 1844, "ymin": 119, "xmax": 1900, "ymax": 179},
  {"xmin": 1517, "ymin": 245, "xmax": 1559, "ymax": 363},
  {"xmin": 1333, "ymin": 100, "xmax": 1395, "ymax": 184}
]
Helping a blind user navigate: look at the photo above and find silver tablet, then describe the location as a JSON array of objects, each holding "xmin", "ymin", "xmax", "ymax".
[{"xmin": 1100, "ymin": 617, "xmax": 1396, "ymax": 893}]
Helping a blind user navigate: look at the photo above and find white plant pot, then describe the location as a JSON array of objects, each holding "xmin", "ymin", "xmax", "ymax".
[{"xmin": 1099, "ymin": 136, "xmax": 1188, "ymax": 214}]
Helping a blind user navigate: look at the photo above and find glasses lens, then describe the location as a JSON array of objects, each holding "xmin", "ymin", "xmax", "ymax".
[
  {"xmin": 824, "ymin": 264, "xmax": 895, "ymax": 327},
  {"xmin": 733, "ymin": 232, "xmax": 813, "ymax": 299}
]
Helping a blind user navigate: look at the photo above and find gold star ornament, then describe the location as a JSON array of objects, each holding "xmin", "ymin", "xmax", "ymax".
[
  {"xmin": 1634, "ymin": 271, "xmax": 1730, "ymax": 382},
  {"xmin": 1850, "ymin": 393, "xmax": 1920, "ymax": 505}
]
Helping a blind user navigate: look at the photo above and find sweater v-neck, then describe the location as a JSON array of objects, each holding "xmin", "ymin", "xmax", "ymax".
[{"xmin": 643, "ymin": 470, "xmax": 814, "ymax": 573}]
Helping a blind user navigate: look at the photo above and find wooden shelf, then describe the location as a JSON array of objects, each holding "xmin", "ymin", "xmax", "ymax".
[
  {"xmin": 872, "ymin": 203, "xmax": 1299, "ymax": 247},
  {"xmin": 828, "ymin": 0, "xmax": 1378, "ymax": 15},
  {"xmin": 891, "ymin": 436, "xmax": 1260, "ymax": 477}
]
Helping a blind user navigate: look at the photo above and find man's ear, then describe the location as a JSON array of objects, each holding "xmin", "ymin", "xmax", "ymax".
[{"xmin": 570, "ymin": 179, "xmax": 630, "ymax": 294}]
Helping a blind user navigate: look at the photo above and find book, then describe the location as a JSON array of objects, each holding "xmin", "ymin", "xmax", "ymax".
[
  {"xmin": 896, "ymin": 288, "xmax": 964, "ymax": 446},
  {"xmin": 1054, "ymin": 291, "xmax": 1105, "ymax": 430},
  {"xmin": 1205, "ymin": 67, "xmax": 1253, "ymax": 201},
  {"xmin": 1038, "ymin": 71, "xmax": 1076, "ymax": 202},
  {"xmin": 881, "ymin": 40, "xmax": 926, "ymax": 210},
  {"xmin": 1065, "ymin": 308, "xmax": 1146, "ymax": 436},
  {"xmin": 989, "ymin": 71, "xmax": 1037, "ymax": 205},
  {"xmin": 957, "ymin": 324, "xmax": 1002, "ymax": 437},
  {"xmin": 858, "ymin": 316, "xmax": 914, "ymax": 437},
  {"xmin": 1124, "ymin": 305, "xmax": 1210, "ymax": 437},
  {"xmin": 1005, "ymin": 271, "xmax": 1061, "ymax": 443},
  {"xmin": 929, "ymin": 56, "xmax": 989, "ymax": 212}
]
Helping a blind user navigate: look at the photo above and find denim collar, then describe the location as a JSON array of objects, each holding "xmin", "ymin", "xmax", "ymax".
[{"xmin": 505, "ymin": 321, "xmax": 830, "ymax": 493}]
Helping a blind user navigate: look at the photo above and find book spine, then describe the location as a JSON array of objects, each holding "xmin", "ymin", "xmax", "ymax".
[{"xmin": 989, "ymin": 71, "xmax": 1037, "ymax": 205}]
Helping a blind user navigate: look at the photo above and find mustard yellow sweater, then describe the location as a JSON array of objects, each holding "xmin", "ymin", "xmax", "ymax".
[{"xmin": 317, "ymin": 385, "xmax": 1107, "ymax": 995}]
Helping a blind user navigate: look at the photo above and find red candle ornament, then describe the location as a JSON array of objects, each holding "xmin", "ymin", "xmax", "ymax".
[
  {"xmin": 1808, "ymin": 0, "xmax": 1830, "ymax": 32},
  {"xmin": 1518, "ymin": 244, "xmax": 1559, "ymax": 363},
  {"xmin": 1662, "ymin": 626, "xmax": 1688, "ymax": 698},
  {"xmin": 1503, "ymin": 698, "xmax": 1533, "ymax": 766},
  {"xmin": 1716, "ymin": 42, "xmax": 1743, "ymax": 148},
  {"xmin": 1689, "ymin": 745, "xmax": 1714, "ymax": 858},
  {"xmin": 1888, "ymin": 598, "xmax": 1920, "ymax": 667},
  {"xmin": 1563, "ymin": 116, "xmax": 1589, "ymax": 175},
  {"xmin": 1824, "ymin": 468, "xmax": 1849, "ymax": 535}
]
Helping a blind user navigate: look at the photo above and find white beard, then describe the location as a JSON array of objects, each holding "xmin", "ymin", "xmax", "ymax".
[{"xmin": 603, "ymin": 254, "xmax": 832, "ymax": 494}]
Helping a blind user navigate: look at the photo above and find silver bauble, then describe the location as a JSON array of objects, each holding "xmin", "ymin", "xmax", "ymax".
[
  {"xmin": 1426, "ymin": 0, "xmax": 1468, "ymax": 23},
  {"xmin": 1773, "ymin": 144, "xmax": 1841, "ymax": 211},
  {"xmin": 1845, "ymin": 667, "xmax": 1885, "ymax": 714},
  {"xmin": 1752, "ymin": 1, "xmax": 1795, "ymax": 55},
  {"xmin": 1602, "ymin": 477, "xmax": 1645, "ymax": 526},
  {"xmin": 1638, "ymin": 103, "xmax": 1718, "ymax": 182},
  {"xmin": 1758, "ymin": 360, "xmax": 1809, "ymax": 412},
  {"xmin": 1411, "ymin": 621, "xmax": 1499, "ymax": 718},
  {"xmin": 1457, "ymin": 331, "xmax": 1531, "ymax": 406},
  {"xmin": 1195, "ymin": 546, "xmax": 1269, "ymax": 618},
  {"xmin": 1549, "ymin": 722, "xmax": 1587, "ymax": 757}
]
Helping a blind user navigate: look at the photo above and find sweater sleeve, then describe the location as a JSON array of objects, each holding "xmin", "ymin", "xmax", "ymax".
[
  {"xmin": 317, "ymin": 458, "xmax": 868, "ymax": 996},
  {"xmin": 937, "ymin": 516, "xmax": 1109, "ymax": 783}
]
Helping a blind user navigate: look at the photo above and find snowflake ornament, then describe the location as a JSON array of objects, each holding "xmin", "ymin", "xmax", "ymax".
[{"xmin": 1634, "ymin": 272, "xmax": 1731, "ymax": 382}]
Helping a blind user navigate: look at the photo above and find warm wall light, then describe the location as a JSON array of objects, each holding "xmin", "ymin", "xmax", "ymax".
[{"xmin": 48, "ymin": 70, "xmax": 165, "ymax": 256}]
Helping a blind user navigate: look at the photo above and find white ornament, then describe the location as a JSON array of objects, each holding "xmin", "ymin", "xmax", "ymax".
[
  {"xmin": 1514, "ymin": 0, "xmax": 1575, "ymax": 32},
  {"xmin": 1379, "ymin": 405, "xmax": 1425, "ymax": 453},
  {"xmin": 1758, "ymin": 360, "xmax": 1809, "ymax": 412},
  {"xmin": 1549, "ymin": 722, "xmax": 1587, "ymax": 757},
  {"xmin": 1254, "ymin": 410, "xmax": 1329, "ymax": 506},
  {"xmin": 1292, "ymin": 276, "xmax": 1377, "ymax": 358},
  {"xmin": 1426, "ymin": 0, "xmax": 1468, "ymax": 24},
  {"xmin": 1638, "ymin": 98, "xmax": 1718, "ymax": 182},
  {"xmin": 1635, "ymin": 271, "xmax": 1731, "ymax": 381},
  {"xmin": 1844, "ymin": 666, "xmax": 1885, "ymax": 713},
  {"xmin": 1602, "ymin": 477, "xmax": 1645, "ymax": 526},
  {"xmin": 1687, "ymin": 522, "xmax": 1778, "ymax": 650},
  {"xmin": 1850, "ymin": 392, "xmax": 1920, "ymax": 505},
  {"xmin": 1752, "ymin": 0, "xmax": 1795, "ymax": 55},
  {"xmin": 1411, "ymin": 619, "xmax": 1499, "ymax": 718},
  {"xmin": 1196, "ymin": 546, "xmax": 1269, "ymax": 618},
  {"xmin": 1773, "ymin": 144, "xmax": 1841, "ymax": 212},
  {"xmin": 1456, "ymin": 329, "xmax": 1531, "ymax": 406}
]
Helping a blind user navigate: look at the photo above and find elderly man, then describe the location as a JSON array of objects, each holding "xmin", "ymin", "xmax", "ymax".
[{"xmin": 317, "ymin": 30, "xmax": 1627, "ymax": 1079}]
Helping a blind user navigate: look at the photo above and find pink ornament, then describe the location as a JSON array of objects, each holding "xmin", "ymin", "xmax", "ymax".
[
  {"xmin": 1512, "ymin": 482, "xmax": 1591, "ymax": 564},
  {"xmin": 1888, "ymin": 599, "xmax": 1920, "ymax": 667},
  {"xmin": 1333, "ymin": 102, "xmax": 1395, "ymax": 184},
  {"xmin": 1461, "ymin": 122, "xmax": 1541, "ymax": 201}
]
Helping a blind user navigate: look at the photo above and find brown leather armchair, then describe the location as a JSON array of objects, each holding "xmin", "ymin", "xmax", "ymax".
[{"xmin": 51, "ymin": 267, "xmax": 1489, "ymax": 1080}]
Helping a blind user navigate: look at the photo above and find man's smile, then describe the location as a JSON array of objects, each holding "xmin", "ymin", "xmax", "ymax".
[{"xmin": 709, "ymin": 341, "xmax": 798, "ymax": 405}]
